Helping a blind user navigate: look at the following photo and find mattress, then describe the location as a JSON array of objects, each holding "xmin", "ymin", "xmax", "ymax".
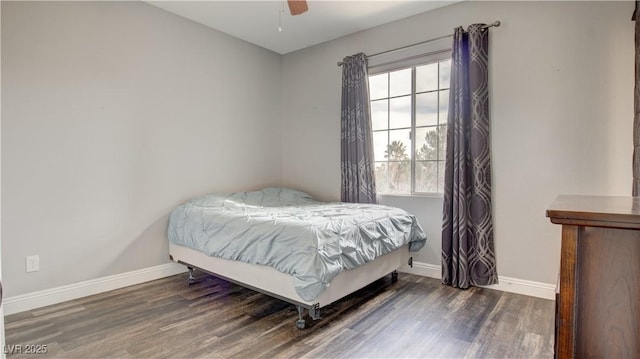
[{"xmin": 167, "ymin": 187, "xmax": 427, "ymax": 301}]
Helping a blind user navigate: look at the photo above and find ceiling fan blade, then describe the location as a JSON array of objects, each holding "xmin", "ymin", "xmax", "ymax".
[{"xmin": 287, "ymin": 0, "xmax": 308, "ymax": 16}]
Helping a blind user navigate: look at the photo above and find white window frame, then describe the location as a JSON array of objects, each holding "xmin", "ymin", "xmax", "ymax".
[{"xmin": 368, "ymin": 37, "xmax": 452, "ymax": 196}]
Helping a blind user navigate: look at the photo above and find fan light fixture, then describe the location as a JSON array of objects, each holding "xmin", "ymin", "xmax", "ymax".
[
  {"xmin": 287, "ymin": 0, "xmax": 308, "ymax": 15},
  {"xmin": 279, "ymin": 0, "xmax": 308, "ymax": 32}
]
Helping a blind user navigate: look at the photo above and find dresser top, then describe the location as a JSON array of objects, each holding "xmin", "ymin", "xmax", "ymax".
[{"xmin": 547, "ymin": 195, "xmax": 640, "ymax": 228}]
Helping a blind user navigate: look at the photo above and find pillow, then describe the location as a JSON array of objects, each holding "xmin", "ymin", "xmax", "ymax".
[{"xmin": 260, "ymin": 187, "xmax": 313, "ymax": 205}]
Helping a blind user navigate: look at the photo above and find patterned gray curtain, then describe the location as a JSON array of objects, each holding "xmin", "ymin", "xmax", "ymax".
[
  {"xmin": 442, "ymin": 25, "xmax": 498, "ymax": 288},
  {"xmin": 633, "ymin": 1, "xmax": 640, "ymax": 195},
  {"xmin": 340, "ymin": 53, "xmax": 377, "ymax": 203}
]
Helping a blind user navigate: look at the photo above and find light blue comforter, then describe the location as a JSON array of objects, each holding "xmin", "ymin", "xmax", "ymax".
[{"xmin": 167, "ymin": 188, "xmax": 426, "ymax": 301}]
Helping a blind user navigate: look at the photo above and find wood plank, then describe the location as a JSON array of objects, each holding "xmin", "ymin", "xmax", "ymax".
[
  {"xmin": 557, "ymin": 225, "xmax": 578, "ymax": 358},
  {"xmin": 5, "ymin": 272, "xmax": 554, "ymax": 358},
  {"xmin": 576, "ymin": 227, "xmax": 640, "ymax": 358},
  {"xmin": 546, "ymin": 195, "xmax": 640, "ymax": 229}
]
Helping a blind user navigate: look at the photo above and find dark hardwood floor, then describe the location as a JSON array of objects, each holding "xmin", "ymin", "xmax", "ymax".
[{"xmin": 5, "ymin": 271, "xmax": 554, "ymax": 358}]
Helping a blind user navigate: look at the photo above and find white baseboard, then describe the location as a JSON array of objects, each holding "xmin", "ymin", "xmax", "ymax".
[
  {"xmin": 3, "ymin": 263, "xmax": 187, "ymax": 315},
  {"xmin": 399, "ymin": 261, "xmax": 441, "ymax": 278},
  {"xmin": 399, "ymin": 260, "xmax": 556, "ymax": 300},
  {"xmin": 3, "ymin": 260, "xmax": 555, "ymax": 316}
]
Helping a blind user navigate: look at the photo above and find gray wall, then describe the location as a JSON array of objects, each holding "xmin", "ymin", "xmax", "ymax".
[
  {"xmin": 281, "ymin": 1, "xmax": 634, "ymax": 284},
  {"xmin": 2, "ymin": 1, "xmax": 634, "ymax": 298},
  {"xmin": 1, "ymin": 1, "xmax": 283, "ymax": 297}
]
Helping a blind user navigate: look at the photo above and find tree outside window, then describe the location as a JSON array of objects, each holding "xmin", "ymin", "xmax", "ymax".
[{"xmin": 370, "ymin": 58, "xmax": 450, "ymax": 195}]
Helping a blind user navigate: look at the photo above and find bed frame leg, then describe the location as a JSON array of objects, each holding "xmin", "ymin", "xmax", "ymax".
[
  {"xmin": 309, "ymin": 303, "xmax": 321, "ymax": 321},
  {"xmin": 187, "ymin": 266, "xmax": 196, "ymax": 285},
  {"xmin": 296, "ymin": 306, "xmax": 306, "ymax": 329},
  {"xmin": 391, "ymin": 270, "xmax": 399, "ymax": 283}
]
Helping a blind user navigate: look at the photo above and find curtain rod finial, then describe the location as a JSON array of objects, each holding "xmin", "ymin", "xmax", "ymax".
[{"xmin": 492, "ymin": 20, "xmax": 501, "ymax": 27}]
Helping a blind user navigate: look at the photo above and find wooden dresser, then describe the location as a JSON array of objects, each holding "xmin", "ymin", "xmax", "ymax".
[{"xmin": 547, "ymin": 195, "xmax": 640, "ymax": 359}]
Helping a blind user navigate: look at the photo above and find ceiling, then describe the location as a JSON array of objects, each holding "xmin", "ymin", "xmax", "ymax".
[{"xmin": 147, "ymin": 1, "xmax": 458, "ymax": 54}]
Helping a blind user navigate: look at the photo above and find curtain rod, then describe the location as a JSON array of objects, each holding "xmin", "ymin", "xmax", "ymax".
[{"xmin": 337, "ymin": 20, "xmax": 501, "ymax": 67}]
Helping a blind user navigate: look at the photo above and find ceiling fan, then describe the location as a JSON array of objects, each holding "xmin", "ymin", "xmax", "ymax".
[{"xmin": 287, "ymin": 0, "xmax": 308, "ymax": 15}]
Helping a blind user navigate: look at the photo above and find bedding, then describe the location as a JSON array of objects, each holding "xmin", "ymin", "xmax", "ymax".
[{"xmin": 168, "ymin": 187, "xmax": 426, "ymax": 301}]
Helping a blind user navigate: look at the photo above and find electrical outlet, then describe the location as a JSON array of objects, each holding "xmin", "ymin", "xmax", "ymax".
[{"xmin": 26, "ymin": 255, "xmax": 39, "ymax": 273}]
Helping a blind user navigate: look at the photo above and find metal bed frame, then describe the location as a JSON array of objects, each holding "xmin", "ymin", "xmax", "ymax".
[{"xmin": 169, "ymin": 242, "xmax": 413, "ymax": 329}]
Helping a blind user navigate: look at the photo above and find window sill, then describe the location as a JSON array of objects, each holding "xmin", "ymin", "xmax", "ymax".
[{"xmin": 377, "ymin": 193, "xmax": 444, "ymax": 200}]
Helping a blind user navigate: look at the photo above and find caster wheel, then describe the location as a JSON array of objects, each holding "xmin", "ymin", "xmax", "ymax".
[{"xmin": 296, "ymin": 319, "xmax": 306, "ymax": 329}]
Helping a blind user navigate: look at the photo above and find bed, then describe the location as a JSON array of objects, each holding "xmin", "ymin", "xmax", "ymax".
[{"xmin": 167, "ymin": 187, "xmax": 427, "ymax": 328}]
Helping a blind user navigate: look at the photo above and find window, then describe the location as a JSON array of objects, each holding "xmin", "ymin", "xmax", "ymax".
[{"xmin": 369, "ymin": 56, "xmax": 451, "ymax": 195}]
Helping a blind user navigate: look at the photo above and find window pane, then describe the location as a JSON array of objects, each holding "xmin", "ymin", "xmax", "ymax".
[
  {"xmin": 415, "ymin": 161, "xmax": 438, "ymax": 193},
  {"xmin": 439, "ymin": 90, "xmax": 449, "ymax": 124},
  {"xmin": 388, "ymin": 129, "xmax": 411, "ymax": 160},
  {"xmin": 387, "ymin": 161, "xmax": 411, "ymax": 194},
  {"xmin": 369, "ymin": 73, "xmax": 388, "ymax": 100},
  {"xmin": 371, "ymin": 99, "xmax": 388, "ymax": 130},
  {"xmin": 439, "ymin": 60, "xmax": 451, "ymax": 90},
  {"xmin": 416, "ymin": 92, "xmax": 438, "ymax": 127},
  {"xmin": 372, "ymin": 131, "xmax": 388, "ymax": 161},
  {"xmin": 370, "ymin": 56, "xmax": 451, "ymax": 195},
  {"xmin": 437, "ymin": 161, "xmax": 446, "ymax": 193},
  {"xmin": 416, "ymin": 63, "xmax": 438, "ymax": 93},
  {"xmin": 437, "ymin": 125, "xmax": 447, "ymax": 161},
  {"xmin": 390, "ymin": 96, "xmax": 411, "ymax": 129},
  {"xmin": 389, "ymin": 68, "xmax": 411, "ymax": 97},
  {"xmin": 375, "ymin": 162, "xmax": 390, "ymax": 194},
  {"xmin": 415, "ymin": 126, "xmax": 438, "ymax": 161}
]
